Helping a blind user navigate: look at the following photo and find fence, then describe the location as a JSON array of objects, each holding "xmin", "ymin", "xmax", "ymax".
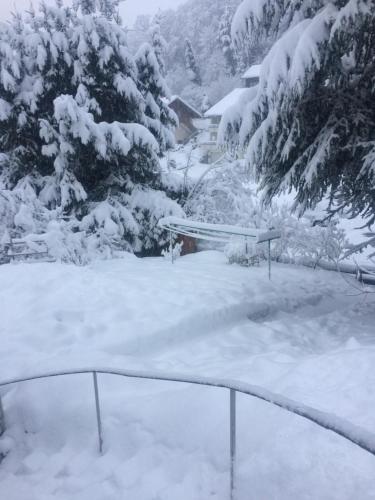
[{"xmin": 1, "ymin": 367, "xmax": 375, "ymax": 499}]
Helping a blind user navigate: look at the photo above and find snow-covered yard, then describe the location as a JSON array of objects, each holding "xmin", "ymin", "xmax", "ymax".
[{"xmin": 1, "ymin": 252, "xmax": 375, "ymax": 499}]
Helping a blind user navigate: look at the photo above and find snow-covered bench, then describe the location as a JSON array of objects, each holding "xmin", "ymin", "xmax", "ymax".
[{"xmin": 158, "ymin": 216, "xmax": 281, "ymax": 278}]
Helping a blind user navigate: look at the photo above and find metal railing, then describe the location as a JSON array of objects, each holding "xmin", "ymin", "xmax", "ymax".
[{"xmin": 1, "ymin": 367, "xmax": 375, "ymax": 499}]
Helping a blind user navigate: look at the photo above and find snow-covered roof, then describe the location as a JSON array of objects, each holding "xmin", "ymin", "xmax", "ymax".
[
  {"xmin": 204, "ymin": 88, "xmax": 249, "ymax": 118},
  {"xmin": 242, "ymin": 64, "xmax": 261, "ymax": 79},
  {"xmin": 168, "ymin": 95, "xmax": 202, "ymax": 118}
]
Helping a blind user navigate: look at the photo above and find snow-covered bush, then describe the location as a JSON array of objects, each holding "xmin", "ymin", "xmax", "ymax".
[
  {"xmin": 262, "ymin": 208, "xmax": 349, "ymax": 266},
  {"xmin": 0, "ymin": 182, "xmax": 54, "ymax": 240},
  {"xmin": 185, "ymin": 160, "xmax": 259, "ymax": 226},
  {"xmin": 225, "ymin": 237, "xmax": 260, "ymax": 267},
  {"xmin": 42, "ymin": 220, "xmax": 90, "ymax": 265},
  {"xmin": 161, "ymin": 240, "xmax": 183, "ymax": 261},
  {"xmin": 0, "ymin": 0, "xmax": 183, "ymax": 262}
]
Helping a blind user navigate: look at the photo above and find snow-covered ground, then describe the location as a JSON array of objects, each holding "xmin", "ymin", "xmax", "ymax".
[{"xmin": 1, "ymin": 252, "xmax": 375, "ymax": 499}]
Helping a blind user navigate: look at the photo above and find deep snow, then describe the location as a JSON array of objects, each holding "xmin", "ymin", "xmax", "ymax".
[{"xmin": 0, "ymin": 251, "xmax": 375, "ymax": 499}]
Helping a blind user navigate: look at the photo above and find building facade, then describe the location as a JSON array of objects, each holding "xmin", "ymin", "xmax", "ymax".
[
  {"xmin": 198, "ymin": 64, "xmax": 261, "ymax": 163},
  {"xmin": 168, "ymin": 96, "xmax": 202, "ymax": 145}
]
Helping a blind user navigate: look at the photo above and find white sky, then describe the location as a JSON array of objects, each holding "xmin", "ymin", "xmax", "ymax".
[{"xmin": 0, "ymin": 0, "xmax": 185, "ymax": 26}]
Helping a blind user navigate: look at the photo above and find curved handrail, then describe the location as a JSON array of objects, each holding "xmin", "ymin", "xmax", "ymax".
[{"xmin": 1, "ymin": 366, "xmax": 375, "ymax": 458}]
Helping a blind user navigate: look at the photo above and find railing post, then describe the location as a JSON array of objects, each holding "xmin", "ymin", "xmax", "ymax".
[
  {"xmin": 230, "ymin": 389, "xmax": 236, "ymax": 500},
  {"xmin": 170, "ymin": 230, "xmax": 174, "ymax": 264},
  {"xmin": 93, "ymin": 372, "xmax": 103, "ymax": 454}
]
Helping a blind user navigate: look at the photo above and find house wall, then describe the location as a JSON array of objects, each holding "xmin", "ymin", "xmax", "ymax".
[
  {"xmin": 198, "ymin": 116, "xmax": 225, "ymax": 164},
  {"xmin": 175, "ymin": 123, "xmax": 195, "ymax": 144},
  {"xmin": 198, "ymin": 116, "xmax": 245, "ymax": 164},
  {"xmin": 244, "ymin": 77, "xmax": 259, "ymax": 88},
  {"xmin": 169, "ymin": 99, "xmax": 198, "ymax": 144}
]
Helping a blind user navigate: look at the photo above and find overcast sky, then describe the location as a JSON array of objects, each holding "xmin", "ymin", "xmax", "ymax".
[{"xmin": 0, "ymin": 0, "xmax": 185, "ymax": 26}]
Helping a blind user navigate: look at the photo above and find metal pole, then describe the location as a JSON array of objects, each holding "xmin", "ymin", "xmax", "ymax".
[
  {"xmin": 230, "ymin": 389, "xmax": 236, "ymax": 500},
  {"xmin": 268, "ymin": 240, "xmax": 271, "ymax": 280},
  {"xmin": 170, "ymin": 230, "xmax": 174, "ymax": 264},
  {"xmin": 93, "ymin": 372, "xmax": 103, "ymax": 454}
]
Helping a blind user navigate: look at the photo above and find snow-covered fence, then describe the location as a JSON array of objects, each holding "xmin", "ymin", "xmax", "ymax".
[
  {"xmin": 1, "ymin": 368, "xmax": 375, "ymax": 499},
  {"xmin": 158, "ymin": 216, "xmax": 281, "ymax": 278},
  {"xmin": 0, "ymin": 237, "xmax": 52, "ymax": 265}
]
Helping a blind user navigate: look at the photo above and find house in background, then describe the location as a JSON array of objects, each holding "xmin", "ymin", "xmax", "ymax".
[
  {"xmin": 241, "ymin": 64, "xmax": 261, "ymax": 88},
  {"xmin": 198, "ymin": 64, "xmax": 261, "ymax": 163},
  {"xmin": 168, "ymin": 96, "xmax": 202, "ymax": 144}
]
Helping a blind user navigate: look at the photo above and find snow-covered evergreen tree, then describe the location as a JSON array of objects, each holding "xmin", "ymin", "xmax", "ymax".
[
  {"xmin": 184, "ymin": 38, "xmax": 201, "ymax": 85},
  {"xmin": 98, "ymin": 0, "xmax": 122, "ymax": 21},
  {"xmin": 218, "ymin": 5, "xmax": 236, "ymax": 76},
  {"xmin": 222, "ymin": 0, "xmax": 375, "ymax": 246},
  {"xmin": 148, "ymin": 12, "xmax": 167, "ymax": 76},
  {"xmin": 0, "ymin": 0, "xmax": 183, "ymax": 260},
  {"xmin": 135, "ymin": 42, "xmax": 177, "ymax": 152},
  {"xmin": 77, "ymin": 0, "xmax": 96, "ymax": 15}
]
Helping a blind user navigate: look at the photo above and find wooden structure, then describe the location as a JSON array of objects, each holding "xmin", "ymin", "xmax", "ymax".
[
  {"xmin": 168, "ymin": 96, "xmax": 202, "ymax": 144},
  {"xmin": 178, "ymin": 234, "xmax": 197, "ymax": 256}
]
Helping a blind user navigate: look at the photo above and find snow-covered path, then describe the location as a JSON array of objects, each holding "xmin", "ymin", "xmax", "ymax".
[{"xmin": 1, "ymin": 252, "xmax": 375, "ymax": 499}]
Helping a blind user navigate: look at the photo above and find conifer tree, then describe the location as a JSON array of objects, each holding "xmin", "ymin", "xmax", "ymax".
[
  {"xmin": 218, "ymin": 5, "xmax": 236, "ymax": 76},
  {"xmin": 148, "ymin": 12, "xmax": 167, "ymax": 76},
  {"xmin": 135, "ymin": 43, "xmax": 177, "ymax": 153},
  {"xmin": 0, "ymin": 0, "xmax": 182, "ymax": 259},
  {"xmin": 224, "ymin": 0, "xmax": 375, "ymax": 245},
  {"xmin": 184, "ymin": 38, "xmax": 201, "ymax": 86},
  {"xmin": 78, "ymin": 0, "xmax": 97, "ymax": 15}
]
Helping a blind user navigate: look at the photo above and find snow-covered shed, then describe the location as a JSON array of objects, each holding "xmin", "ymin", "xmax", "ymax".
[{"xmin": 168, "ymin": 96, "xmax": 202, "ymax": 144}]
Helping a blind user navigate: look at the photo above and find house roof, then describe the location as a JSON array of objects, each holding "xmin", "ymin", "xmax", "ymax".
[
  {"xmin": 242, "ymin": 64, "xmax": 261, "ymax": 79},
  {"xmin": 204, "ymin": 88, "xmax": 250, "ymax": 118},
  {"xmin": 168, "ymin": 95, "xmax": 202, "ymax": 118}
]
